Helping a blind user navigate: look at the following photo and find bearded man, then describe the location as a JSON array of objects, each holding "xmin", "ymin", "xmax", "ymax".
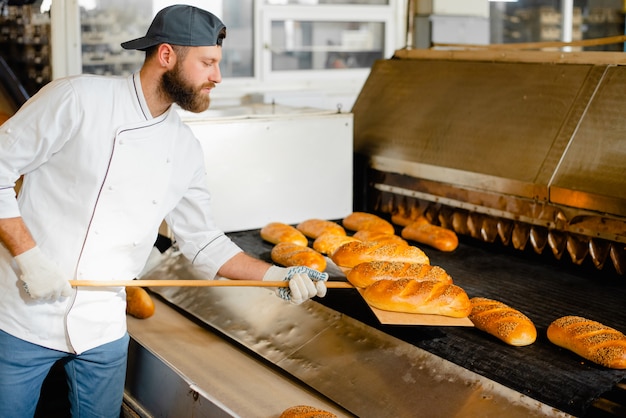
[{"xmin": 0, "ymin": 5, "xmax": 327, "ymax": 417}]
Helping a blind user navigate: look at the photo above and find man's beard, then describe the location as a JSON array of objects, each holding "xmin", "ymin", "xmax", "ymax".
[{"xmin": 160, "ymin": 64, "xmax": 212, "ymax": 113}]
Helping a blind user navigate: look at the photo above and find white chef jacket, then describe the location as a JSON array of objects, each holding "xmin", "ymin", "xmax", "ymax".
[{"xmin": 0, "ymin": 72, "xmax": 242, "ymax": 354}]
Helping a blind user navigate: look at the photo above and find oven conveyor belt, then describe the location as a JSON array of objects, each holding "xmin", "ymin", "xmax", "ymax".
[{"xmin": 222, "ymin": 226, "xmax": 626, "ymax": 418}]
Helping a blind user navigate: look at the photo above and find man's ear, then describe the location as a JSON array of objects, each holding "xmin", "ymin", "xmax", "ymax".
[{"xmin": 158, "ymin": 44, "xmax": 176, "ymax": 69}]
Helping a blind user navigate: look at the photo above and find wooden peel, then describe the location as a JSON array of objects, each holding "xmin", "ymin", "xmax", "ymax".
[
  {"xmin": 69, "ymin": 279, "xmax": 354, "ymax": 288},
  {"xmin": 337, "ymin": 265, "xmax": 473, "ymax": 327}
]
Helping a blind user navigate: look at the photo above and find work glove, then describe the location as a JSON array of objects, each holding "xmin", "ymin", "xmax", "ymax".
[
  {"xmin": 262, "ymin": 265, "xmax": 328, "ymax": 305},
  {"xmin": 14, "ymin": 246, "xmax": 73, "ymax": 300}
]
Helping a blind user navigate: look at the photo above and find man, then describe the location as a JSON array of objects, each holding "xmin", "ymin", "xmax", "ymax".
[{"xmin": 0, "ymin": 5, "xmax": 327, "ymax": 417}]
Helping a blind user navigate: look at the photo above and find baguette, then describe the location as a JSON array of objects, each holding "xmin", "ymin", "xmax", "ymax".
[
  {"xmin": 401, "ymin": 217, "xmax": 459, "ymax": 252},
  {"xmin": 547, "ymin": 315, "xmax": 626, "ymax": 369},
  {"xmin": 271, "ymin": 242, "xmax": 327, "ymax": 272},
  {"xmin": 280, "ymin": 405, "xmax": 337, "ymax": 418},
  {"xmin": 342, "ymin": 212, "xmax": 395, "ymax": 235},
  {"xmin": 347, "ymin": 261, "xmax": 452, "ymax": 288},
  {"xmin": 296, "ymin": 219, "xmax": 346, "ymax": 239},
  {"xmin": 362, "ymin": 279, "xmax": 471, "ymax": 317},
  {"xmin": 313, "ymin": 232, "xmax": 360, "ymax": 255},
  {"xmin": 126, "ymin": 287, "xmax": 155, "ymax": 319},
  {"xmin": 469, "ymin": 297, "xmax": 537, "ymax": 346},
  {"xmin": 260, "ymin": 222, "xmax": 308, "ymax": 246},
  {"xmin": 353, "ymin": 229, "xmax": 407, "ymax": 246},
  {"xmin": 330, "ymin": 241, "xmax": 429, "ymax": 268},
  {"xmin": 391, "ymin": 212, "xmax": 415, "ymax": 227}
]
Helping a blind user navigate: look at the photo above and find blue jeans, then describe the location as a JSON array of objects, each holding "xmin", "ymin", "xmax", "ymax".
[{"xmin": 0, "ymin": 329, "xmax": 129, "ymax": 418}]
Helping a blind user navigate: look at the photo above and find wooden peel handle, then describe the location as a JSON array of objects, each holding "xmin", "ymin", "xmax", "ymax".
[{"xmin": 69, "ymin": 279, "xmax": 353, "ymax": 288}]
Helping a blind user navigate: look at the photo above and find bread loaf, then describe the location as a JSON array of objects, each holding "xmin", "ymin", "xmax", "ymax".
[
  {"xmin": 330, "ymin": 241, "xmax": 429, "ymax": 268},
  {"xmin": 469, "ymin": 297, "xmax": 537, "ymax": 346},
  {"xmin": 280, "ymin": 405, "xmax": 337, "ymax": 418},
  {"xmin": 391, "ymin": 212, "xmax": 415, "ymax": 227},
  {"xmin": 547, "ymin": 315, "xmax": 626, "ymax": 369},
  {"xmin": 296, "ymin": 219, "xmax": 346, "ymax": 239},
  {"xmin": 342, "ymin": 212, "xmax": 395, "ymax": 235},
  {"xmin": 401, "ymin": 217, "xmax": 458, "ymax": 252},
  {"xmin": 260, "ymin": 222, "xmax": 308, "ymax": 246},
  {"xmin": 313, "ymin": 232, "xmax": 360, "ymax": 255},
  {"xmin": 0, "ymin": 111, "xmax": 11, "ymax": 126},
  {"xmin": 271, "ymin": 242, "xmax": 327, "ymax": 272},
  {"xmin": 347, "ymin": 261, "xmax": 452, "ymax": 288},
  {"xmin": 362, "ymin": 279, "xmax": 471, "ymax": 317},
  {"xmin": 126, "ymin": 287, "xmax": 155, "ymax": 319},
  {"xmin": 353, "ymin": 229, "xmax": 407, "ymax": 246}
]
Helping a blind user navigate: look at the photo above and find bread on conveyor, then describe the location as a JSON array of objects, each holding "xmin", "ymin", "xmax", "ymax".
[
  {"xmin": 400, "ymin": 217, "xmax": 459, "ymax": 252},
  {"xmin": 296, "ymin": 218, "xmax": 346, "ymax": 239},
  {"xmin": 342, "ymin": 211, "xmax": 395, "ymax": 235},
  {"xmin": 347, "ymin": 261, "xmax": 452, "ymax": 288},
  {"xmin": 0, "ymin": 111, "xmax": 11, "ymax": 125},
  {"xmin": 260, "ymin": 222, "xmax": 308, "ymax": 246},
  {"xmin": 352, "ymin": 229, "xmax": 407, "ymax": 246},
  {"xmin": 271, "ymin": 242, "xmax": 327, "ymax": 272},
  {"xmin": 312, "ymin": 232, "xmax": 360, "ymax": 256},
  {"xmin": 330, "ymin": 241, "xmax": 429, "ymax": 268},
  {"xmin": 362, "ymin": 279, "xmax": 471, "ymax": 318},
  {"xmin": 469, "ymin": 297, "xmax": 537, "ymax": 346},
  {"xmin": 547, "ymin": 315, "xmax": 626, "ymax": 369},
  {"xmin": 279, "ymin": 405, "xmax": 337, "ymax": 418},
  {"xmin": 126, "ymin": 287, "xmax": 155, "ymax": 319}
]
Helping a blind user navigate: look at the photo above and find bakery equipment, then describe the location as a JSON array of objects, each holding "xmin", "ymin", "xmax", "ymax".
[
  {"xmin": 118, "ymin": 48, "xmax": 626, "ymax": 418},
  {"xmin": 179, "ymin": 104, "xmax": 353, "ymax": 232},
  {"xmin": 121, "ymin": 48, "xmax": 626, "ymax": 418},
  {"xmin": 351, "ymin": 48, "xmax": 626, "ymax": 276}
]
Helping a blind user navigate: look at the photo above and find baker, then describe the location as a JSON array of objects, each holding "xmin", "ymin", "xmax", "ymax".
[{"xmin": 0, "ymin": 5, "xmax": 327, "ymax": 417}]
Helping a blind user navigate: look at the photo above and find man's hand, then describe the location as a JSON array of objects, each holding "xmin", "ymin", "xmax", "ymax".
[
  {"xmin": 14, "ymin": 246, "xmax": 73, "ymax": 300},
  {"xmin": 262, "ymin": 265, "xmax": 328, "ymax": 305}
]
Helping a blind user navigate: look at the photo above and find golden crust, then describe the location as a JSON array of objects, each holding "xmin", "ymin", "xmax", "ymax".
[
  {"xmin": 401, "ymin": 217, "xmax": 458, "ymax": 252},
  {"xmin": 261, "ymin": 222, "xmax": 308, "ymax": 246},
  {"xmin": 331, "ymin": 241, "xmax": 429, "ymax": 268},
  {"xmin": 547, "ymin": 315, "xmax": 626, "ymax": 369},
  {"xmin": 352, "ymin": 229, "xmax": 407, "ymax": 246},
  {"xmin": 271, "ymin": 242, "xmax": 327, "ymax": 272},
  {"xmin": 126, "ymin": 287, "xmax": 155, "ymax": 319},
  {"xmin": 342, "ymin": 212, "xmax": 395, "ymax": 235},
  {"xmin": 296, "ymin": 219, "xmax": 346, "ymax": 239},
  {"xmin": 469, "ymin": 297, "xmax": 536, "ymax": 346},
  {"xmin": 362, "ymin": 279, "xmax": 471, "ymax": 318},
  {"xmin": 279, "ymin": 405, "xmax": 337, "ymax": 418},
  {"xmin": 347, "ymin": 261, "xmax": 452, "ymax": 288},
  {"xmin": 313, "ymin": 233, "xmax": 360, "ymax": 255}
]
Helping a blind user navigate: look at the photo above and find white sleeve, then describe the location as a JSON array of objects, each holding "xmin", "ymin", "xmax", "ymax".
[{"xmin": 0, "ymin": 79, "xmax": 78, "ymax": 218}]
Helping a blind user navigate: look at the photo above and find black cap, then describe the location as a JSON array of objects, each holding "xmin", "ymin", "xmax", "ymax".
[{"xmin": 121, "ymin": 5, "xmax": 226, "ymax": 51}]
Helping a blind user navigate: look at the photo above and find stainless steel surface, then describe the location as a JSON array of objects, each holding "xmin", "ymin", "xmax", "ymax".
[
  {"xmin": 137, "ymin": 250, "xmax": 571, "ymax": 418},
  {"xmin": 352, "ymin": 49, "xmax": 626, "ymax": 273},
  {"xmin": 126, "ymin": 296, "xmax": 350, "ymax": 418},
  {"xmin": 550, "ymin": 65, "xmax": 626, "ymax": 215}
]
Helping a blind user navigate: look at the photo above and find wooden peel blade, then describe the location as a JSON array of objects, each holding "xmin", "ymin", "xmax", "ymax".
[
  {"xmin": 337, "ymin": 263, "xmax": 473, "ymax": 327},
  {"xmin": 69, "ymin": 279, "xmax": 354, "ymax": 288}
]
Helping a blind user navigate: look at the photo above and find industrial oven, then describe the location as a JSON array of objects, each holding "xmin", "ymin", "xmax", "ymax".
[{"xmin": 123, "ymin": 49, "xmax": 626, "ymax": 418}]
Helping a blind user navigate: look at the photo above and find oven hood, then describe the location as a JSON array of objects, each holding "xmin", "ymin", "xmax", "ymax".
[{"xmin": 351, "ymin": 49, "xmax": 626, "ymax": 274}]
